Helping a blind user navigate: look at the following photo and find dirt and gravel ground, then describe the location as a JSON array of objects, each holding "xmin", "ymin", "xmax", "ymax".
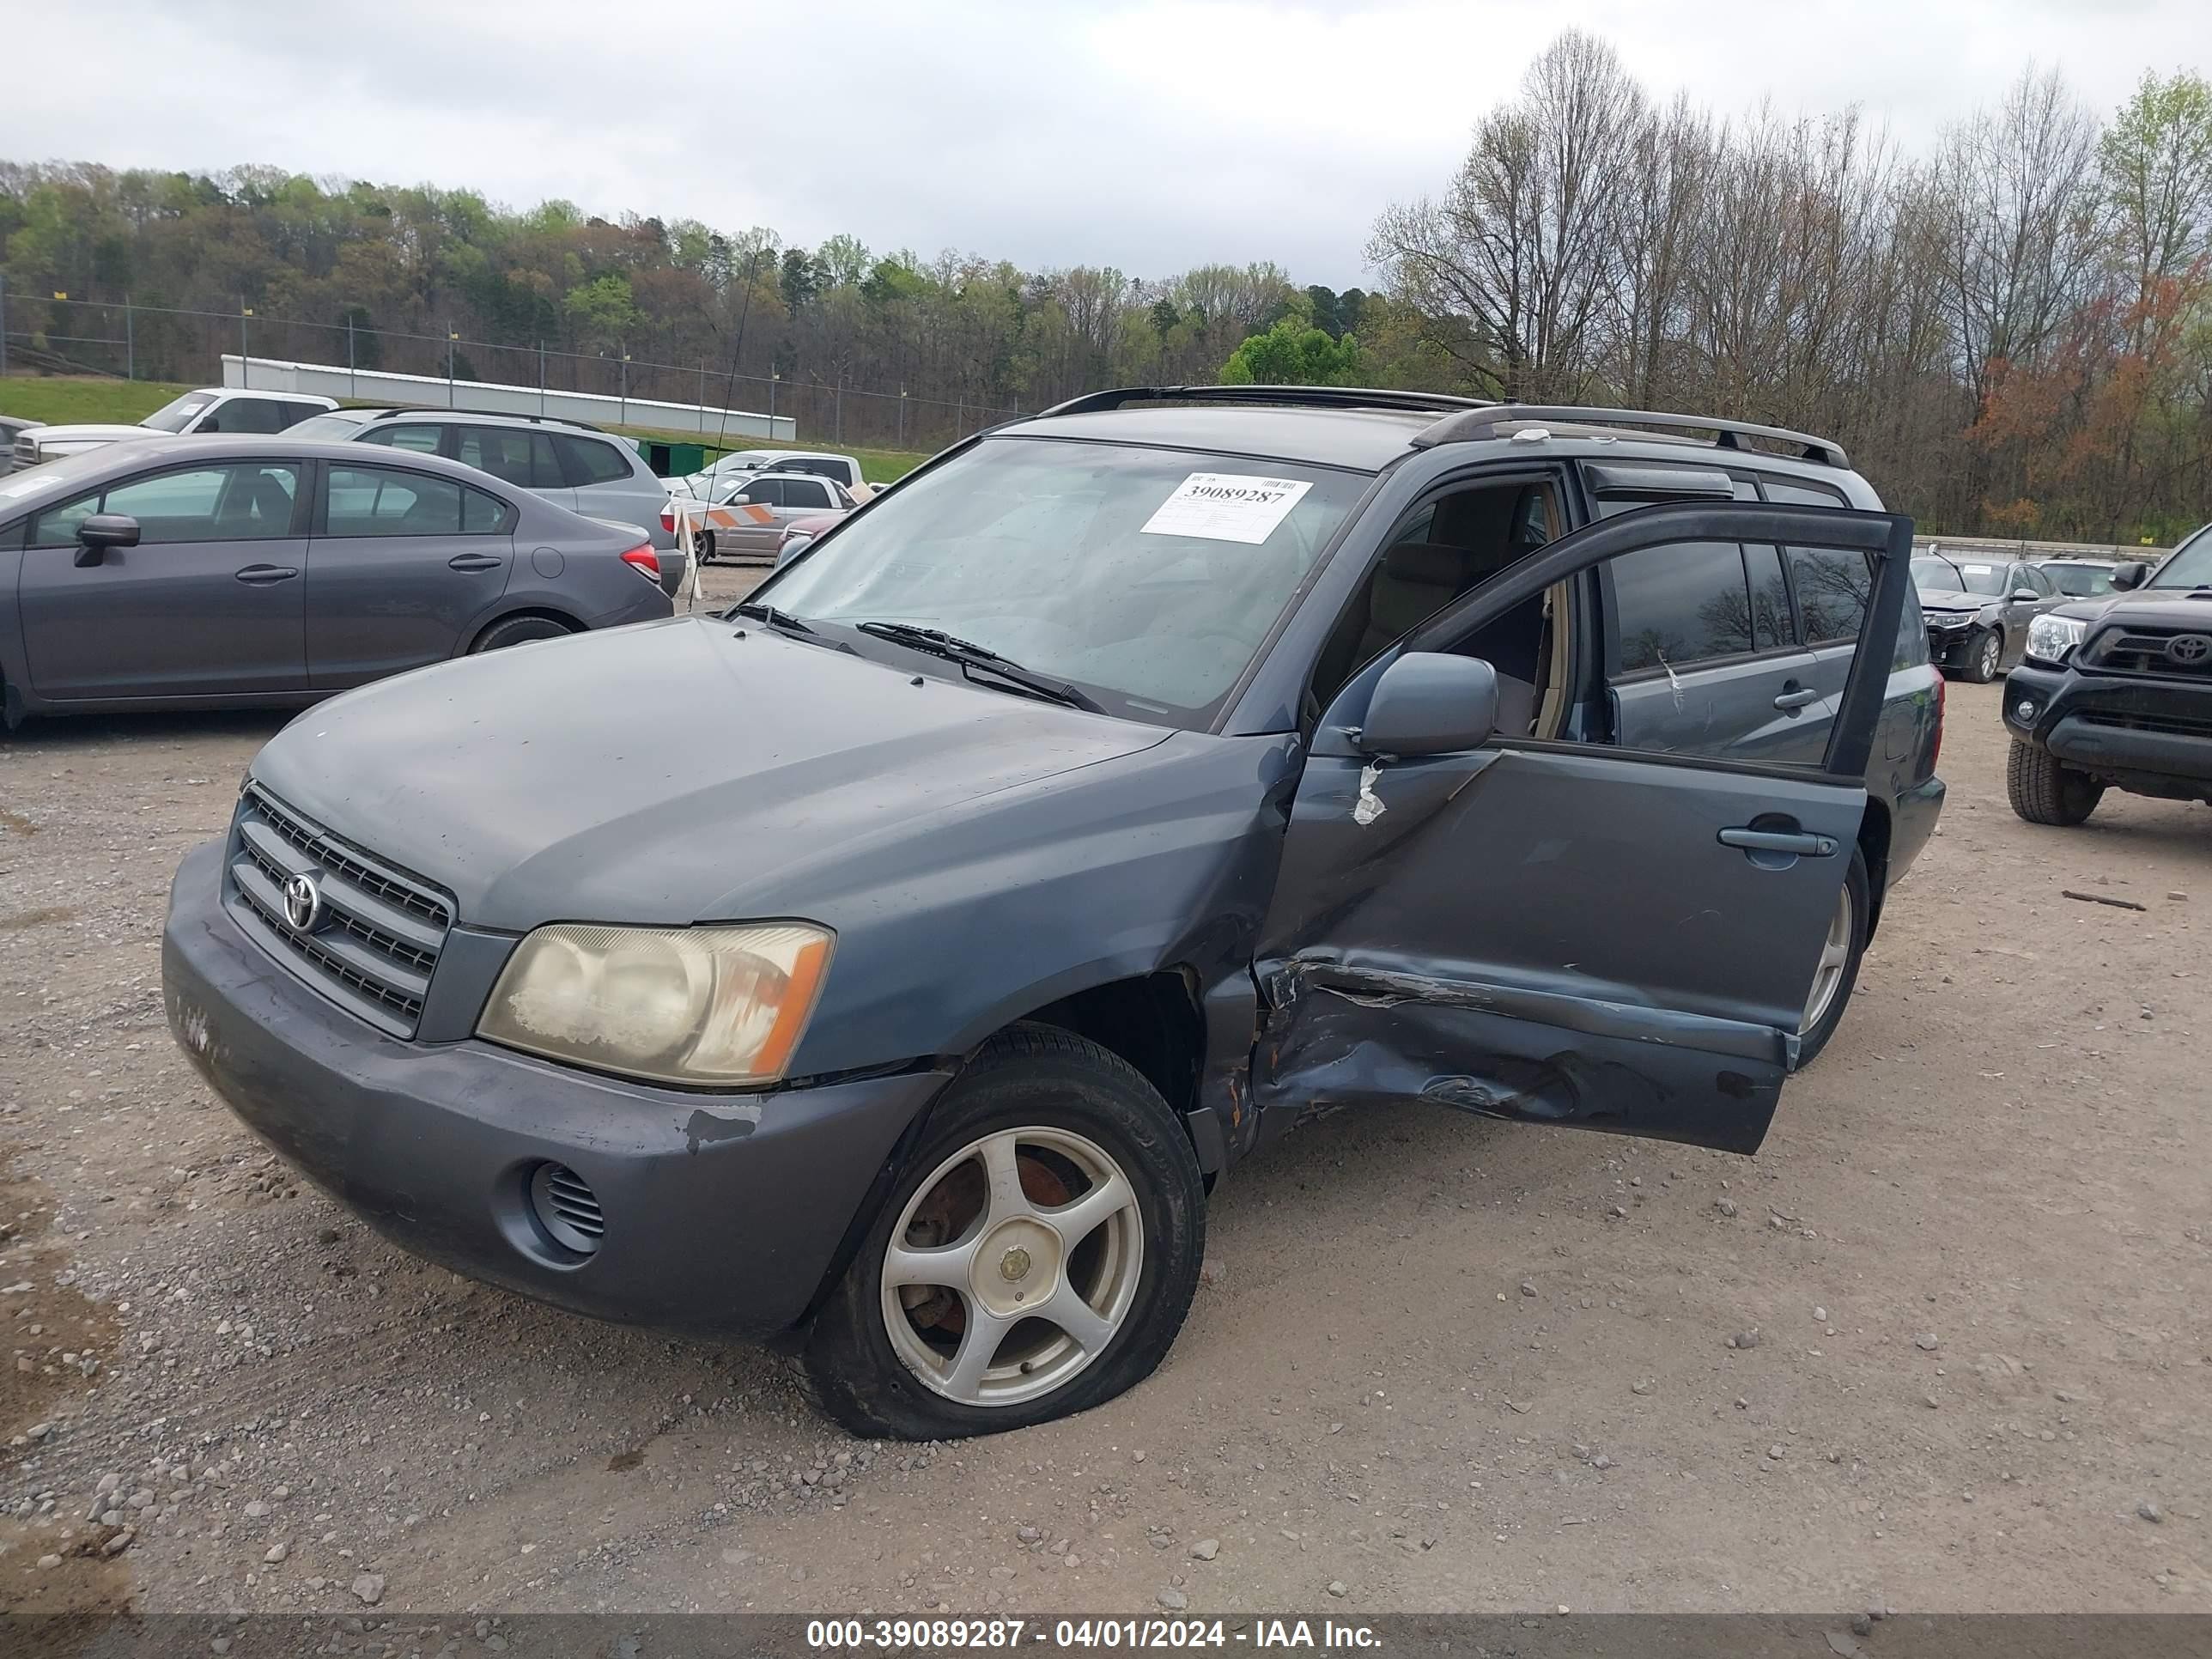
[{"xmin": 1, "ymin": 570, "xmax": 2206, "ymax": 1618}]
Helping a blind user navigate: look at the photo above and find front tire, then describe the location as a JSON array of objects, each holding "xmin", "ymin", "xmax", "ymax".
[
  {"xmin": 1796, "ymin": 846, "xmax": 1870, "ymax": 1066},
  {"xmin": 804, "ymin": 1025, "xmax": 1205, "ymax": 1440},
  {"xmin": 2008, "ymin": 740, "xmax": 2104, "ymax": 825},
  {"xmin": 696, "ymin": 531, "xmax": 716, "ymax": 564},
  {"xmin": 1961, "ymin": 627, "xmax": 2004, "ymax": 684}
]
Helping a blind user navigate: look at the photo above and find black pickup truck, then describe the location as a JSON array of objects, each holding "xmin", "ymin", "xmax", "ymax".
[{"xmin": 2002, "ymin": 525, "xmax": 2212, "ymax": 823}]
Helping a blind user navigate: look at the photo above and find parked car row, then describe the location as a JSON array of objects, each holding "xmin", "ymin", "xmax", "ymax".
[
  {"xmin": 664, "ymin": 469, "xmax": 857, "ymax": 562},
  {"xmin": 662, "ymin": 447, "xmax": 874, "ymax": 502}
]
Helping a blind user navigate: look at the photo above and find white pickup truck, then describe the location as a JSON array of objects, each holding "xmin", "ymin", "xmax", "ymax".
[{"xmin": 6, "ymin": 386, "xmax": 337, "ymax": 473}]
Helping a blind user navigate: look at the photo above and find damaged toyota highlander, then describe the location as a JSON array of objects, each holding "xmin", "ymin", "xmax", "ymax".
[{"xmin": 162, "ymin": 387, "xmax": 1945, "ymax": 1439}]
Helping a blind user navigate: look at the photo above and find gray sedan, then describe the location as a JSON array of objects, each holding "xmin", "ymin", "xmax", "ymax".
[{"xmin": 0, "ymin": 437, "xmax": 672, "ymax": 726}]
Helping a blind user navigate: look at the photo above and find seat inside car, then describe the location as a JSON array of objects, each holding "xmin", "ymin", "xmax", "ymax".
[{"xmin": 1310, "ymin": 480, "xmax": 1558, "ymax": 733}]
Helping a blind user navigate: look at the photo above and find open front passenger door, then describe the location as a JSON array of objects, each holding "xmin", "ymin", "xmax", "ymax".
[{"xmin": 1252, "ymin": 501, "xmax": 1916, "ymax": 1155}]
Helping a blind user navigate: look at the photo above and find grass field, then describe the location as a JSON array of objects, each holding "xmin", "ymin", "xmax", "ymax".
[{"xmin": 0, "ymin": 375, "xmax": 930, "ymax": 483}]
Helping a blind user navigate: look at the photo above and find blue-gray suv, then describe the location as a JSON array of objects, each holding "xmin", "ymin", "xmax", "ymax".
[{"xmin": 162, "ymin": 387, "xmax": 1946, "ymax": 1440}]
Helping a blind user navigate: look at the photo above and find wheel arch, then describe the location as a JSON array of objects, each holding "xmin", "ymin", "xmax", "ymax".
[
  {"xmin": 465, "ymin": 605, "xmax": 583, "ymax": 653},
  {"xmin": 787, "ymin": 969, "xmax": 1212, "ymax": 1335}
]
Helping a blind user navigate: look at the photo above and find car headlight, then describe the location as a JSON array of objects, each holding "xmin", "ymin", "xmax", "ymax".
[
  {"xmin": 2027, "ymin": 613, "xmax": 2087, "ymax": 663},
  {"xmin": 1927, "ymin": 612, "xmax": 1971, "ymax": 629},
  {"xmin": 477, "ymin": 922, "xmax": 833, "ymax": 1086}
]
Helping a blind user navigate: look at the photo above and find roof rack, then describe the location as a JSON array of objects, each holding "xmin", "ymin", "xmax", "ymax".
[
  {"xmin": 356, "ymin": 406, "xmax": 605, "ymax": 433},
  {"xmin": 1034, "ymin": 385, "xmax": 1496, "ymax": 420},
  {"xmin": 1414, "ymin": 404, "xmax": 1849, "ymax": 468}
]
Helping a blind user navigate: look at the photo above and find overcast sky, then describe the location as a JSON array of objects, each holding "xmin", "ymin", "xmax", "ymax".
[{"xmin": 9, "ymin": 1, "xmax": 2209, "ymax": 288}]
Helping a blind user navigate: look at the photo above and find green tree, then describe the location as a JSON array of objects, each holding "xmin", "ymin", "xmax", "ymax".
[{"xmin": 1218, "ymin": 313, "xmax": 1363, "ymax": 385}]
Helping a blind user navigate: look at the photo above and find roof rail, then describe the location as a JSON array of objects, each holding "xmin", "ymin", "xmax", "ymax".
[
  {"xmin": 1034, "ymin": 385, "xmax": 1496, "ymax": 420},
  {"xmin": 1414, "ymin": 404, "xmax": 1849, "ymax": 469},
  {"xmin": 361, "ymin": 406, "xmax": 605, "ymax": 433}
]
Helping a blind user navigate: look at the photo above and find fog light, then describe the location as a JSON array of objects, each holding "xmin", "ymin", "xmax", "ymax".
[{"xmin": 2014, "ymin": 700, "xmax": 2038, "ymax": 722}]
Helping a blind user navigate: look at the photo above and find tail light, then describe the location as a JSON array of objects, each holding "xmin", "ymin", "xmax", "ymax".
[
  {"xmin": 1928, "ymin": 670, "xmax": 1946, "ymax": 772},
  {"xmin": 658, "ymin": 508, "xmax": 675, "ymax": 534},
  {"xmin": 620, "ymin": 544, "xmax": 662, "ymax": 584}
]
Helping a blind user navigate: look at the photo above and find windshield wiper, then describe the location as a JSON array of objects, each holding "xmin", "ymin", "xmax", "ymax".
[
  {"xmin": 731, "ymin": 600, "xmax": 816, "ymax": 636},
  {"xmin": 853, "ymin": 621, "xmax": 1104, "ymax": 713}
]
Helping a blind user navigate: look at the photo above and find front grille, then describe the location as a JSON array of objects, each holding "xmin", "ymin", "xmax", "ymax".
[
  {"xmin": 226, "ymin": 785, "xmax": 453, "ymax": 1038},
  {"xmin": 2081, "ymin": 624, "xmax": 2212, "ymax": 678},
  {"xmin": 2079, "ymin": 709, "xmax": 2212, "ymax": 740},
  {"xmin": 529, "ymin": 1164, "xmax": 605, "ymax": 1255}
]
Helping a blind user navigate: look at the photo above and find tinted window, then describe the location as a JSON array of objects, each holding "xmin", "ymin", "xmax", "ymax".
[
  {"xmin": 325, "ymin": 465, "xmax": 464, "ymax": 537},
  {"xmin": 2014, "ymin": 564, "xmax": 2055, "ymax": 598},
  {"xmin": 359, "ymin": 423, "xmax": 446, "ymax": 456},
  {"xmin": 744, "ymin": 478, "xmax": 787, "ymax": 508},
  {"xmin": 215, "ymin": 398, "xmax": 288, "ymax": 435},
  {"xmin": 100, "ymin": 464, "xmax": 300, "ymax": 543},
  {"xmin": 785, "ymin": 477, "xmax": 832, "ymax": 509},
  {"xmin": 1612, "ymin": 542, "xmax": 1756, "ymax": 672},
  {"xmin": 274, "ymin": 400, "xmax": 326, "ymax": 430},
  {"xmin": 462, "ymin": 488, "xmax": 515, "ymax": 534},
  {"xmin": 1747, "ymin": 544, "xmax": 1793, "ymax": 650},
  {"xmin": 557, "ymin": 435, "xmax": 633, "ymax": 486},
  {"xmin": 457, "ymin": 427, "xmax": 563, "ymax": 489},
  {"xmin": 1789, "ymin": 547, "xmax": 1873, "ymax": 642}
]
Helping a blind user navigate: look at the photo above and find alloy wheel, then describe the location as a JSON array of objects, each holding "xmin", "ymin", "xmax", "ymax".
[
  {"xmin": 1801, "ymin": 883, "xmax": 1855, "ymax": 1033},
  {"xmin": 879, "ymin": 1127, "xmax": 1142, "ymax": 1407}
]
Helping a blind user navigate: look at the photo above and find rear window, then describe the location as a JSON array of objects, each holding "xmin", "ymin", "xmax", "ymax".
[{"xmin": 557, "ymin": 435, "xmax": 634, "ymax": 486}]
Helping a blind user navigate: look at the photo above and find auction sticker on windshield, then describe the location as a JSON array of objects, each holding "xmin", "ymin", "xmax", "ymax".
[{"xmin": 1141, "ymin": 472, "xmax": 1312, "ymax": 544}]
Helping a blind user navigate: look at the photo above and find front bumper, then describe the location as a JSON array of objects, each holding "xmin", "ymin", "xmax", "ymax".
[
  {"xmin": 1924, "ymin": 616, "xmax": 1984, "ymax": 666},
  {"xmin": 161, "ymin": 836, "xmax": 951, "ymax": 1336},
  {"xmin": 2002, "ymin": 661, "xmax": 2212, "ymax": 788}
]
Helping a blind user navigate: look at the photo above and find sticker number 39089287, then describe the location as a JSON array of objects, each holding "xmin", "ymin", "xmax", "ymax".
[{"xmin": 1139, "ymin": 472, "xmax": 1313, "ymax": 544}]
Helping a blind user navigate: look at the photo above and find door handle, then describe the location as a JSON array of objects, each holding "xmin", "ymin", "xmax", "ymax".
[
  {"xmin": 234, "ymin": 564, "xmax": 299, "ymax": 585},
  {"xmin": 447, "ymin": 554, "xmax": 503, "ymax": 572},
  {"xmin": 1719, "ymin": 826, "xmax": 1839, "ymax": 857},
  {"xmin": 1772, "ymin": 685, "xmax": 1820, "ymax": 712}
]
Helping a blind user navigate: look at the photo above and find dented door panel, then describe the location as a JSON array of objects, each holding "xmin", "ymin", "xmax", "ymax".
[
  {"xmin": 1252, "ymin": 744, "xmax": 1866, "ymax": 1152},
  {"xmin": 1249, "ymin": 500, "xmax": 1915, "ymax": 1158}
]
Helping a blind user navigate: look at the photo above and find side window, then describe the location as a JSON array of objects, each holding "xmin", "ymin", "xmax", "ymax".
[
  {"xmin": 1610, "ymin": 542, "xmax": 1758, "ymax": 673},
  {"xmin": 788, "ymin": 478, "xmax": 832, "ymax": 509},
  {"xmin": 30, "ymin": 493, "xmax": 100, "ymax": 548},
  {"xmin": 1747, "ymin": 544, "xmax": 1795, "ymax": 650},
  {"xmin": 274, "ymin": 401, "xmax": 326, "ymax": 430},
  {"xmin": 462, "ymin": 488, "xmax": 514, "ymax": 534},
  {"xmin": 457, "ymin": 427, "xmax": 562, "ymax": 489},
  {"xmin": 216, "ymin": 398, "xmax": 287, "ymax": 435},
  {"xmin": 746, "ymin": 478, "xmax": 787, "ymax": 508},
  {"xmin": 102, "ymin": 464, "xmax": 300, "ymax": 543},
  {"xmin": 1787, "ymin": 547, "xmax": 1872, "ymax": 645},
  {"xmin": 1759, "ymin": 475, "xmax": 1869, "ymax": 647},
  {"xmin": 324, "ymin": 465, "xmax": 464, "ymax": 537},
  {"xmin": 359, "ymin": 423, "xmax": 447, "ymax": 456},
  {"xmin": 2017, "ymin": 565, "xmax": 2055, "ymax": 599},
  {"xmin": 556, "ymin": 435, "xmax": 633, "ymax": 487}
]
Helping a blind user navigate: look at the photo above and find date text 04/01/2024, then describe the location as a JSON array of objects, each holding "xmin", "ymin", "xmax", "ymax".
[{"xmin": 804, "ymin": 1619, "xmax": 1382, "ymax": 1650}]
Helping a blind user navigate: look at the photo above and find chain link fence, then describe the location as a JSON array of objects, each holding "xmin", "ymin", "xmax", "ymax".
[{"xmin": 0, "ymin": 286, "xmax": 1024, "ymax": 454}]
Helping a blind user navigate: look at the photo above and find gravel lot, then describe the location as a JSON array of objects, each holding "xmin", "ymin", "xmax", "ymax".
[{"xmin": 2, "ymin": 573, "xmax": 2207, "ymax": 1616}]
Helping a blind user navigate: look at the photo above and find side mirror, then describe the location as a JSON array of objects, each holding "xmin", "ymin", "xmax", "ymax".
[
  {"xmin": 1358, "ymin": 652, "xmax": 1498, "ymax": 757},
  {"xmin": 2010, "ymin": 586, "xmax": 2041, "ymax": 603},
  {"xmin": 2111, "ymin": 561, "xmax": 2149, "ymax": 591},
  {"xmin": 74, "ymin": 514, "xmax": 141, "ymax": 566}
]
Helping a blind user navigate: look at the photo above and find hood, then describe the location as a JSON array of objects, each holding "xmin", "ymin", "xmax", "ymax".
[
  {"xmin": 249, "ymin": 616, "xmax": 1173, "ymax": 933},
  {"xmin": 20, "ymin": 422, "xmax": 163, "ymax": 448},
  {"xmin": 2051, "ymin": 590, "xmax": 2212, "ymax": 626},
  {"xmin": 1916, "ymin": 587, "xmax": 1998, "ymax": 614}
]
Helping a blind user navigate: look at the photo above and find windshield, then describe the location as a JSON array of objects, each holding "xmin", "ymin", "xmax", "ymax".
[
  {"xmin": 1911, "ymin": 556, "xmax": 1965, "ymax": 591},
  {"xmin": 762, "ymin": 435, "xmax": 1369, "ymax": 723},
  {"xmin": 139, "ymin": 392, "xmax": 216, "ymax": 433},
  {"xmin": 289, "ymin": 412, "xmax": 371, "ymax": 441},
  {"xmin": 2149, "ymin": 523, "xmax": 2212, "ymax": 589},
  {"xmin": 1920, "ymin": 557, "xmax": 2009, "ymax": 596},
  {"xmin": 2043, "ymin": 562, "xmax": 2116, "ymax": 597}
]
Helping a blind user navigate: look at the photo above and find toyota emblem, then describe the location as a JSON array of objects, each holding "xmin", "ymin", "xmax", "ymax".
[
  {"xmin": 282, "ymin": 872, "xmax": 325, "ymax": 933},
  {"xmin": 2166, "ymin": 633, "xmax": 2210, "ymax": 666}
]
